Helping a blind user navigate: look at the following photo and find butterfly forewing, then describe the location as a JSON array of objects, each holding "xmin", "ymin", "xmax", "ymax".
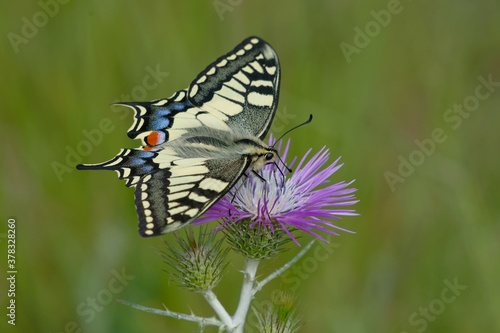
[
  {"xmin": 189, "ymin": 37, "xmax": 280, "ymax": 139},
  {"xmin": 77, "ymin": 36, "xmax": 281, "ymax": 236}
]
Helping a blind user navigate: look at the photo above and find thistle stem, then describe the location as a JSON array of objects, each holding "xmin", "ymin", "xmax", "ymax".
[
  {"xmin": 232, "ymin": 258, "xmax": 260, "ymax": 333},
  {"xmin": 116, "ymin": 299, "xmax": 222, "ymax": 327},
  {"xmin": 202, "ymin": 290, "xmax": 233, "ymax": 329}
]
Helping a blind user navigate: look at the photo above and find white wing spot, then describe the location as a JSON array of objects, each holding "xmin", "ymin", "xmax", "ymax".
[
  {"xmin": 184, "ymin": 208, "xmax": 199, "ymax": 217},
  {"xmin": 225, "ymin": 78, "xmax": 246, "ymax": 92},
  {"xmin": 141, "ymin": 184, "xmax": 148, "ymax": 191},
  {"xmin": 207, "ymin": 67, "xmax": 216, "ymax": 75},
  {"xmin": 103, "ymin": 157, "xmax": 123, "ymax": 167},
  {"xmin": 234, "ymin": 72, "xmax": 250, "ymax": 85},
  {"xmin": 144, "ymin": 230, "xmax": 154, "ymax": 235},
  {"xmin": 227, "ymin": 54, "xmax": 237, "ymax": 60},
  {"xmin": 143, "ymin": 200, "xmax": 151, "ymax": 209},
  {"xmin": 265, "ymin": 66, "xmax": 277, "ymax": 75},
  {"xmin": 197, "ymin": 75, "xmax": 207, "ymax": 84},
  {"xmin": 249, "ymin": 61, "xmax": 264, "ymax": 74},
  {"xmin": 169, "ymin": 183, "xmax": 195, "ymax": 193},
  {"xmin": 122, "ymin": 168, "xmax": 131, "ymax": 178},
  {"xmin": 217, "ymin": 59, "xmax": 228, "ymax": 67},
  {"xmin": 216, "ymin": 85, "xmax": 245, "ymax": 103},
  {"xmin": 169, "ymin": 205, "xmax": 189, "ymax": 216},
  {"xmin": 168, "ymin": 175, "xmax": 204, "ymax": 186},
  {"xmin": 236, "ymin": 49, "xmax": 245, "ymax": 56},
  {"xmin": 146, "ymin": 216, "xmax": 153, "ymax": 222},
  {"xmin": 146, "ymin": 223, "xmax": 154, "ymax": 229},
  {"xmin": 189, "ymin": 192, "xmax": 210, "ymax": 203},
  {"xmin": 131, "ymin": 176, "xmax": 141, "ymax": 186},
  {"xmin": 137, "ymin": 105, "xmax": 147, "ymax": 116},
  {"xmin": 199, "ymin": 178, "xmax": 229, "ymax": 192},
  {"xmin": 152, "ymin": 99, "xmax": 169, "ymax": 106},
  {"xmin": 143, "ymin": 175, "xmax": 152, "ymax": 182},
  {"xmin": 242, "ymin": 65, "xmax": 254, "ymax": 74},
  {"xmin": 169, "ymin": 202, "xmax": 180, "ymax": 209},
  {"xmin": 248, "ymin": 92, "xmax": 274, "ymax": 107},
  {"xmin": 141, "ymin": 192, "xmax": 148, "ymax": 200},
  {"xmin": 175, "ymin": 91, "xmax": 186, "ymax": 101},
  {"xmin": 190, "ymin": 84, "xmax": 199, "ymax": 98},
  {"xmin": 250, "ymin": 38, "xmax": 259, "ymax": 44},
  {"xmin": 144, "ymin": 209, "xmax": 152, "ymax": 216},
  {"xmin": 251, "ymin": 80, "xmax": 273, "ymax": 87},
  {"xmin": 244, "ymin": 43, "xmax": 253, "ymax": 50},
  {"xmin": 168, "ymin": 191, "xmax": 190, "ymax": 201}
]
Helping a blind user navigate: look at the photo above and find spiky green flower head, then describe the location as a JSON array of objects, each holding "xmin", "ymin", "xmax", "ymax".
[
  {"xmin": 223, "ymin": 218, "xmax": 296, "ymax": 260},
  {"xmin": 254, "ymin": 291, "xmax": 302, "ymax": 333},
  {"xmin": 159, "ymin": 229, "xmax": 229, "ymax": 293}
]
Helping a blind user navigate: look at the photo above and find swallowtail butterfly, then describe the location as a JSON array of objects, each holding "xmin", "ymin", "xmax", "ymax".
[{"xmin": 77, "ymin": 37, "xmax": 281, "ymax": 237}]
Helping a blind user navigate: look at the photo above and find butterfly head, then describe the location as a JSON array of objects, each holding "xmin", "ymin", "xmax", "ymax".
[{"xmin": 250, "ymin": 146, "xmax": 278, "ymax": 171}]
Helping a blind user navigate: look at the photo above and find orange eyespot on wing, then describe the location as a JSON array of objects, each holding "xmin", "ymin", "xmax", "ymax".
[{"xmin": 145, "ymin": 131, "xmax": 166, "ymax": 146}]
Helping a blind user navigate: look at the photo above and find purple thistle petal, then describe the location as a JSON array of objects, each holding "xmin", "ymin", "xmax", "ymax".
[{"xmin": 199, "ymin": 136, "xmax": 359, "ymax": 246}]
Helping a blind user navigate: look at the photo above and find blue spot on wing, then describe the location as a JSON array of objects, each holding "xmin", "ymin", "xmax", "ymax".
[
  {"xmin": 151, "ymin": 117, "xmax": 170, "ymax": 130},
  {"xmin": 156, "ymin": 108, "xmax": 172, "ymax": 116},
  {"xmin": 171, "ymin": 103, "xmax": 187, "ymax": 111},
  {"xmin": 136, "ymin": 151, "xmax": 155, "ymax": 158},
  {"xmin": 130, "ymin": 158, "xmax": 145, "ymax": 165}
]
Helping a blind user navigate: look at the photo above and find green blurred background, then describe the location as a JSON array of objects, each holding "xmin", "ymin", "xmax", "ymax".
[{"xmin": 1, "ymin": 0, "xmax": 499, "ymax": 332}]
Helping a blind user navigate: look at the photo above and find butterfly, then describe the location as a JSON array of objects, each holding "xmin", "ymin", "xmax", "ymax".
[{"xmin": 77, "ymin": 36, "xmax": 281, "ymax": 237}]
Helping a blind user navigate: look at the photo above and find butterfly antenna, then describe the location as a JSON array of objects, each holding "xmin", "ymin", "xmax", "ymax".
[
  {"xmin": 271, "ymin": 114, "xmax": 313, "ymax": 148},
  {"xmin": 273, "ymin": 161, "xmax": 287, "ymax": 179},
  {"xmin": 275, "ymin": 155, "xmax": 292, "ymax": 173}
]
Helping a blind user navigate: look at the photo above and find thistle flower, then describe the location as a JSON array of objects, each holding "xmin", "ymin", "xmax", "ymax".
[{"xmin": 195, "ymin": 136, "xmax": 359, "ymax": 246}]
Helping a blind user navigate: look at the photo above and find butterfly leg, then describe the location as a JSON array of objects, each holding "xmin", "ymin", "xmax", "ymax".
[
  {"xmin": 251, "ymin": 169, "xmax": 267, "ymax": 183},
  {"xmin": 227, "ymin": 174, "xmax": 250, "ymax": 217}
]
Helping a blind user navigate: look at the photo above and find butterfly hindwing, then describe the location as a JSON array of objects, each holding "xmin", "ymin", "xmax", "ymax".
[
  {"xmin": 76, "ymin": 148, "xmax": 164, "ymax": 187},
  {"xmin": 115, "ymin": 90, "xmax": 192, "ymax": 147},
  {"xmin": 136, "ymin": 156, "xmax": 250, "ymax": 236}
]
